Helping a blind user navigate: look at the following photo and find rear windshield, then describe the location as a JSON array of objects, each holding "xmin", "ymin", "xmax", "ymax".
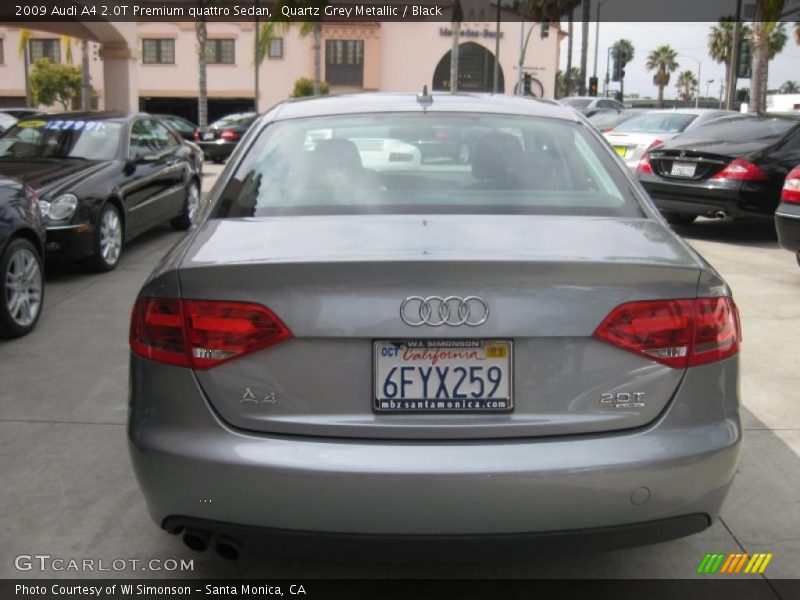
[
  {"xmin": 673, "ymin": 116, "xmax": 797, "ymax": 144},
  {"xmin": 0, "ymin": 118, "xmax": 122, "ymax": 160},
  {"xmin": 562, "ymin": 98, "xmax": 592, "ymax": 109},
  {"xmin": 614, "ymin": 113, "xmax": 697, "ymax": 134},
  {"xmin": 213, "ymin": 113, "xmax": 643, "ymax": 218},
  {"xmin": 211, "ymin": 114, "xmax": 256, "ymax": 129}
]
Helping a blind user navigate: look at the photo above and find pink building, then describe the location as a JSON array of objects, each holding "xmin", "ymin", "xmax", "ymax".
[{"xmin": 0, "ymin": 17, "xmax": 561, "ymax": 123}]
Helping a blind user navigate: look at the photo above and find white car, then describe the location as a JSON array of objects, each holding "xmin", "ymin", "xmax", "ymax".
[{"xmin": 604, "ymin": 109, "xmax": 734, "ymax": 171}]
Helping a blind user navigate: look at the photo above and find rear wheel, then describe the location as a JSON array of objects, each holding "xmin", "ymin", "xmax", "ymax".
[
  {"xmin": 663, "ymin": 212, "xmax": 697, "ymax": 226},
  {"xmin": 0, "ymin": 238, "xmax": 44, "ymax": 338},
  {"xmin": 87, "ymin": 203, "xmax": 123, "ymax": 272},
  {"xmin": 171, "ymin": 181, "xmax": 200, "ymax": 231}
]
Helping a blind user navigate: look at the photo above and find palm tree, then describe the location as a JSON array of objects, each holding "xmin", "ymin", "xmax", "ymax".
[
  {"xmin": 18, "ymin": 29, "xmax": 32, "ymax": 107},
  {"xmin": 612, "ymin": 39, "xmax": 634, "ymax": 101},
  {"xmin": 760, "ymin": 22, "xmax": 788, "ymax": 102},
  {"xmin": 676, "ymin": 70, "xmax": 698, "ymax": 104},
  {"xmin": 749, "ymin": 0, "xmax": 786, "ymax": 113},
  {"xmin": 196, "ymin": 18, "xmax": 208, "ymax": 126},
  {"xmin": 449, "ymin": 0, "xmax": 463, "ymax": 92},
  {"xmin": 557, "ymin": 67, "xmax": 581, "ymax": 97},
  {"xmin": 708, "ymin": 18, "xmax": 752, "ymax": 103},
  {"xmin": 646, "ymin": 45, "xmax": 679, "ymax": 107},
  {"xmin": 781, "ymin": 80, "xmax": 800, "ymax": 93},
  {"xmin": 271, "ymin": 1, "xmax": 326, "ymax": 96}
]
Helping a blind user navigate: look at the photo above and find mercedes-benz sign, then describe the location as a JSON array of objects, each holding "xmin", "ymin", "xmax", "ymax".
[{"xmin": 400, "ymin": 296, "xmax": 489, "ymax": 327}]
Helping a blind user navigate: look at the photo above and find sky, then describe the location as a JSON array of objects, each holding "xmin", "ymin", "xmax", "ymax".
[{"xmin": 557, "ymin": 21, "xmax": 800, "ymax": 99}]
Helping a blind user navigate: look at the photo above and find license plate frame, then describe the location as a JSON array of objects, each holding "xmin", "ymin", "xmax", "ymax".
[
  {"xmin": 670, "ymin": 161, "xmax": 696, "ymax": 177},
  {"xmin": 373, "ymin": 339, "xmax": 513, "ymax": 414}
]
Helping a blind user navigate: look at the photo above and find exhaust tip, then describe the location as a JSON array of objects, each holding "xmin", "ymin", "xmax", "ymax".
[
  {"xmin": 214, "ymin": 536, "xmax": 241, "ymax": 561},
  {"xmin": 183, "ymin": 528, "xmax": 211, "ymax": 553},
  {"xmin": 714, "ymin": 211, "xmax": 728, "ymax": 220}
]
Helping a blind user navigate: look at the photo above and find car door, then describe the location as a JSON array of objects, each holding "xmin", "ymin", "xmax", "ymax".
[
  {"xmin": 122, "ymin": 119, "xmax": 183, "ymax": 233},
  {"xmin": 146, "ymin": 119, "xmax": 188, "ymax": 222}
]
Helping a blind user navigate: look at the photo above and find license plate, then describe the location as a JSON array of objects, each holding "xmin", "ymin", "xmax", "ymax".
[
  {"xmin": 670, "ymin": 161, "xmax": 696, "ymax": 177},
  {"xmin": 614, "ymin": 146, "xmax": 627, "ymax": 157},
  {"xmin": 373, "ymin": 339, "xmax": 512, "ymax": 413},
  {"xmin": 202, "ymin": 132, "xmax": 214, "ymax": 141}
]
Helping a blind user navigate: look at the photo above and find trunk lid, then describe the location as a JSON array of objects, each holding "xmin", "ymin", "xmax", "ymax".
[{"xmin": 178, "ymin": 215, "xmax": 701, "ymax": 440}]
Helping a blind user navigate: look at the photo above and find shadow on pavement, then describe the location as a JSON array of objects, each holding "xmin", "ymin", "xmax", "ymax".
[{"xmin": 673, "ymin": 217, "xmax": 779, "ymax": 249}]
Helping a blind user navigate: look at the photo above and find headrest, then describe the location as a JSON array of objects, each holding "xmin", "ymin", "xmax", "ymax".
[
  {"xmin": 471, "ymin": 132, "xmax": 524, "ymax": 182},
  {"xmin": 310, "ymin": 138, "xmax": 362, "ymax": 170}
]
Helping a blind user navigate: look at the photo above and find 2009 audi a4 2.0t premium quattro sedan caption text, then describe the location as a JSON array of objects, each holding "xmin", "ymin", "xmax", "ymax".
[{"xmin": 128, "ymin": 92, "xmax": 742, "ymax": 559}]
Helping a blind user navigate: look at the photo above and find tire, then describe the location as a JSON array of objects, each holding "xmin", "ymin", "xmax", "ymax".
[
  {"xmin": 86, "ymin": 203, "xmax": 123, "ymax": 272},
  {"xmin": 170, "ymin": 181, "xmax": 200, "ymax": 231},
  {"xmin": 663, "ymin": 212, "xmax": 697, "ymax": 226},
  {"xmin": 0, "ymin": 238, "xmax": 44, "ymax": 338}
]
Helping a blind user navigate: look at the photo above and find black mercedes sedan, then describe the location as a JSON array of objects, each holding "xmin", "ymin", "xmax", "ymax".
[
  {"xmin": 637, "ymin": 114, "xmax": 800, "ymax": 225},
  {"xmin": 0, "ymin": 112, "xmax": 202, "ymax": 271},
  {"xmin": 194, "ymin": 112, "xmax": 257, "ymax": 163},
  {"xmin": 0, "ymin": 176, "xmax": 45, "ymax": 338}
]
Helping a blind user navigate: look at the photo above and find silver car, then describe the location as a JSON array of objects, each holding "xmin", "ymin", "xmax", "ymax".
[{"xmin": 129, "ymin": 93, "xmax": 742, "ymax": 560}]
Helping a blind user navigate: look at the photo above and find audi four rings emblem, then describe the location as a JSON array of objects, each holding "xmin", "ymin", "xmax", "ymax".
[{"xmin": 400, "ymin": 296, "xmax": 489, "ymax": 327}]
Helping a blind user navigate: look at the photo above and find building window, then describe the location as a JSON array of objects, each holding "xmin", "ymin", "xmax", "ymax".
[
  {"xmin": 29, "ymin": 39, "xmax": 60, "ymax": 63},
  {"xmin": 325, "ymin": 40, "xmax": 364, "ymax": 86},
  {"xmin": 267, "ymin": 38, "xmax": 283, "ymax": 59},
  {"xmin": 206, "ymin": 39, "xmax": 235, "ymax": 64},
  {"xmin": 0, "ymin": 39, "xmax": 4, "ymax": 64},
  {"xmin": 142, "ymin": 39, "xmax": 175, "ymax": 64}
]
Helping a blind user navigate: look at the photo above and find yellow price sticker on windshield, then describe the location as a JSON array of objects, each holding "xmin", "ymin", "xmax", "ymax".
[{"xmin": 17, "ymin": 120, "xmax": 46, "ymax": 128}]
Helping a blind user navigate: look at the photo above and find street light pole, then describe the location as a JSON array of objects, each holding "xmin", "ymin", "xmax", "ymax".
[{"xmin": 592, "ymin": 0, "xmax": 607, "ymax": 79}]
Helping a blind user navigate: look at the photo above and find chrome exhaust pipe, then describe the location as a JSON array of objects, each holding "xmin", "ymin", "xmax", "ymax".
[
  {"xmin": 714, "ymin": 211, "xmax": 728, "ymax": 220},
  {"xmin": 182, "ymin": 528, "xmax": 211, "ymax": 553},
  {"xmin": 214, "ymin": 535, "xmax": 242, "ymax": 561}
]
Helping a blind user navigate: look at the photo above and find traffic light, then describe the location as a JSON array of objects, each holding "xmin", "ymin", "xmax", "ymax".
[
  {"xmin": 588, "ymin": 76, "xmax": 598, "ymax": 97},
  {"xmin": 540, "ymin": 23, "xmax": 550, "ymax": 39},
  {"xmin": 736, "ymin": 39, "xmax": 752, "ymax": 79}
]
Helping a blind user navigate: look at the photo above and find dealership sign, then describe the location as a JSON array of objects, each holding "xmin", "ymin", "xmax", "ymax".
[{"xmin": 439, "ymin": 27, "xmax": 504, "ymax": 39}]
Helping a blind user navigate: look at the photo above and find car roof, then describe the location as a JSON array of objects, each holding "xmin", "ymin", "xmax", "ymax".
[
  {"xmin": 33, "ymin": 110, "xmax": 140, "ymax": 121},
  {"xmin": 270, "ymin": 92, "xmax": 577, "ymax": 122},
  {"xmin": 633, "ymin": 108, "xmax": 730, "ymax": 116}
]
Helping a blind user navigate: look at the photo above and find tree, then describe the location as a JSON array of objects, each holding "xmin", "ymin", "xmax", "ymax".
[
  {"xmin": 556, "ymin": 67, "xmax": 580, "ymax": 97},
  {"xmin": 612, "ymin": 39, "xmax": 634, "ymax": 100},
  {"xmin": 759, "ymin": 22, "xmax": 788, "ymax": 104},
  {"xmin": 579, "ymin": 0, "xmax": 590, "ymax": 95},
  {"xmin": 749, "ymin": 0, "xmax": 785, "ymax": 113},
  {"xmin": 29, "ymin": 59, "xmax": 82, "ymax": 110},
  {"xmin": 781, "ymin": 80, "xmax": 800, "ymax": 93},
  {"xmin": 646, "ymin": 45, "xmax": 679, "ymax": 107},
  {"xmin": 196, "ymin": 18, "xmax": 208, "ymax": 126},
  {"xmin": 450, "ymin": 0, "xmax": 463, "ymax": 92},
  {"xmin": 676, "ymin": 70, "xmax": 699, "ymax": 104},
  {"xmin": 271, "ymin": 0, "xmax": 327, "ymax": 96},
  {"xmin": 708, "ymin": 18, "xmax": 752, "ymax": 104}
]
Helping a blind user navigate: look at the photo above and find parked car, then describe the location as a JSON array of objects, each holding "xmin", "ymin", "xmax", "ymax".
[
  {"xmin": 560, "ymin": 96, "xmax": 626, "ymax": 113},
  {"xmin": 605, "ymin": 109, "xmax": 735, "ymax": 171},
  {"xmin": 638, "ymin": 114, "xmax": 800, "ymax": 225},
  {"xmin": 0, "ymin": 176, "xmax": 45, "ymax": 338},
  {"xmin": 129, "ymin": 93, "xmax": 742, "ymax": 560},
  {"xmin": 775, "ymin": 165, "xmax": 800, "ymax": 267},
  {"xmin": 194, "ymin": 112, "xmax": 258, "ymax": 163},
  {"xmin": 154, "ymin": 114, "xmax": 198, "ymax": 141},
  {"xmin": 0, "ymin": 112, "xmax": 202, "ymax": 271},
  {"xmin": 0, "ymin": 113, "xmax": 19, "ymax": 135},
  {"xmin": 586, "ymin": 108, "xmax": 641, "ymax": 132}
]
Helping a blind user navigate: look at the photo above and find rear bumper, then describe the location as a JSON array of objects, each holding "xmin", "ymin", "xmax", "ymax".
[
  {"xmin": 775, "ymin": 202, "xmax": 800, "ymax": 252},
  {"xmin": 196, "ymin": 140, "xmax": 237, "ymax": 160},
  {"xmin": 129, "ymin": 356, "xmax": 742, "ymax": 542},
  {"xmin": 639, "ymin": 175, "xmax": 778, "ymax": 218}
]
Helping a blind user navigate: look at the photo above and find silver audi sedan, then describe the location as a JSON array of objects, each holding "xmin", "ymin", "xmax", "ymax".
[{"xmin": 128, "ymin": 93, "xmax": 742, "ymax": 560}]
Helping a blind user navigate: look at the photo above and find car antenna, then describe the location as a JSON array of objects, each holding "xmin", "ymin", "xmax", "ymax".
[{"xmin": 417, "ymin": 85, "xmax": 434, "ymax": 106}]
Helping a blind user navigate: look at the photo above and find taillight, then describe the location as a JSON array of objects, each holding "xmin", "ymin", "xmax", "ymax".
[
  {"xmin": 781, "ymin": 166, "xmax": 800, "ymax": 203},
  {"xmin": 593, "ymin": 297, "xmax": 740, "ymax": 369},
  {"xmin": 130, "ymin": 298, "xmax": 292, "ymax": 369},
  {"xmin": 712, "ymin": 158, "xmax": 769, "ymax": 181},
  {"xmin": 636, "ymin": 153, "xmax": 653, "ymax": 174},
  {"xmin": 220, "ymin": 129, "xmax": 239, "ymax": 141},
  {"xmin": 193, "ymin": 131, "xmax": 200, "ymax": 141},
  {"xmin": 646, "ymin": 139, "xmax": 663, "ymax": 151}
]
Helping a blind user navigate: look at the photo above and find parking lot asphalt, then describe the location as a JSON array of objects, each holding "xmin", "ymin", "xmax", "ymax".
[{"xmin": 0, "ymin": 163, "xmax": 798, "ymax": 586}]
